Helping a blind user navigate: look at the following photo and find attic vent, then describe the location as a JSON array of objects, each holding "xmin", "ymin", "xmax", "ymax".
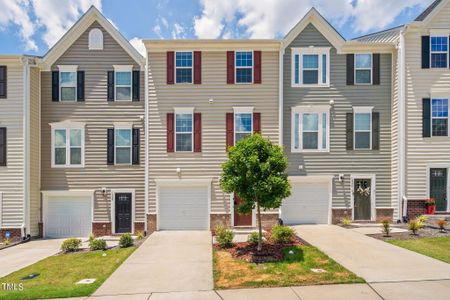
[{"xmin": 89, "ymin": 28, "xmax": 103, "ymax": 50}]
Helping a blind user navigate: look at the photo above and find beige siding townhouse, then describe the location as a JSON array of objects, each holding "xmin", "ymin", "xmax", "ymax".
[
  {"xmin": 40, "ymin": 7, "xmax": 146, "ymax": 238},
  {"xmin": 144, "ymin": 40, "xmax": 281, "ymax": 231},
  {"xmin": 0, "ymin": 56, "xmax": 40, "ymax": 240}
]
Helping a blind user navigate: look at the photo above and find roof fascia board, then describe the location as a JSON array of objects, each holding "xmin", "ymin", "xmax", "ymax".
[
  {"xmin": 144, "ymin": 40, "xmax": 281, "ymax": 52},
  {"xmin": 339, "ymin": 43, "xmax": 396, "ymax": 54}
]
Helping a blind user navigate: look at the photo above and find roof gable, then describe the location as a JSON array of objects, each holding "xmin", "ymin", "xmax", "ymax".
[{"xmin": 42, "ymin": 6, "xmax": 144, "ymax": 70}]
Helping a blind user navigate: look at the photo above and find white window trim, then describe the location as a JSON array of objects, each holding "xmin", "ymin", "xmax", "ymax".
[
  {"xmin": 235, "ymin": 50, "xmax": 254, "ymax": 84},
  {"xmin": 429, "ymin": 33, "xmax": 449, "ymax": 69},
  {"xmin": 354, "ymin": 53, "xmax": 373, "ymax": 85},
  {"xmin": 233, "ymin": 106, "xmax": 254, "ymax": 144},
  {"xmin": 50, "ymin": 121, "xmax": 85, "ymax": 168},
  {"xmin": 114, "ymin": 123, "xmax": 133, "ymax": 165},
  {"xmin": 58, "ymin": 65, "xmax": 78, "ymax": 102},
  {"xmin": 291, "ymin": 105, "xmax": 330, "ymax": 153},
  {"xmin": 175, "ymin": 51, "xmax": 194, "ymax": 84},
  {"xmin": 291, "ymin": 47, "xmax": 330, "ymax": 88},
  {"xmin": 113, "ymin": 65, "xmax": 133, "ymax": 101},
  {"xmin": 88, "ymin": 28, "xmax": 103, "ymax": 50},
  {"xmin": 353, "ymin": 106, "xmax": 373, "ymax": 150},
  {"xmin": 174, "ymin": 107, "xmax": 194, "ymax": 152},
  {"xmin": 430, "ymin": 97, "xmax": 450, "ymax": 137}
]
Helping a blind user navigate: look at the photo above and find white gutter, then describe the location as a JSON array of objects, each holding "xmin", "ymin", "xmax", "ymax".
[
  {"xmin": 398, "ymin": 27, "xmax": 407, "ymax": 221},
  {"xmin": 144, "ymin": 54, "xmax": 149, "ymax": 233}
]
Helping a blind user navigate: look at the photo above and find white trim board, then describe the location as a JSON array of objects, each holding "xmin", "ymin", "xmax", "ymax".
[{"xmin": 111, "ymin": 189, "xmax": 136, "ymax": 234}]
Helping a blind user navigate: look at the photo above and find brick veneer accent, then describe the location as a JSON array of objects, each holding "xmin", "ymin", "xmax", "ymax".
[
  {"xmin": 210, "ymin": 214, "xmax": 231, "ymax": 230},
  {"xmin": 38, "ymin": 222, "xmax": 43, "ymax": 238},
  {"xmin": 0, "ymin": 228, "xmax": 22, "ymax": 242},
  {"xmin": 331, "ymin": 208, "xmax": 352, "ymax": 224},
  {"xmin": 376, "ymin": 208, "xmax": 394, "ymax": 222},
  {"xmin": 260, "ymin": 213, "xmax": 279, "ymax": 229},
  {"xmin": 147, "ymin": 214, "xmax": 157, "ymax": 234},
  {"xmin": 134, "ymin": 222, "xmax": 145, "ymax": 233},
  {"xmin": 407, "ymin": 200, "xmax": 426, "ymax": 220},
  {"xmin": 92, "ymin": 222, "xmax": 112, "ymax": 237}
]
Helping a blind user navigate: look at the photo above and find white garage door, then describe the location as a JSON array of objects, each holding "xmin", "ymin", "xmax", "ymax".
[
  {"xmin": 281, "ymin": 181, "xmax": 330, "ymax": 225},
  {"xmin": 45, "ymin": 196, "xmax": 92, "ymax": 238},
  {"xmin": 158, "ymin": 185, "xmax": 209, "ymax": 230}
]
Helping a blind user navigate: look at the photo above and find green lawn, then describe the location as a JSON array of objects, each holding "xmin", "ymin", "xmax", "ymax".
[
  {"xmin": 214, "ymin": 245, "xmax": 364, "ymax": 289},
  {"xmin": 0, "ymin": 247, "xmax": 135, "ymax": 300},
  {"xmin": 388, "ymin": 236, "xmax": 450, "ymax": 264}
]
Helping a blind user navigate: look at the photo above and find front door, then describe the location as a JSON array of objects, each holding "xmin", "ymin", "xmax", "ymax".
[
  {"xmin": 234, "ymin": 196, "xmax": 252, "ymax": 226},
  {"xmin": 354, "ymin": 179, "xmax": 371, "ymax": 220},
  {"xmin": 115, "ymin": 193, "xmax": 132, "ymax": 233},
  {"xmin": 430, "ymin": 168, "xmax": 448, "ymax": 212}
]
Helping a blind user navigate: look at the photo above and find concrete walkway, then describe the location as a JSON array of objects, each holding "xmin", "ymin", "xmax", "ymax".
[
  {"xmin": 293, "ymin": 225, "xmax": 450, "ymax": 283},
  {"xmin": 94, "ymin": 231, "xmax": 213, "ymax": 296},
  {"xmin": 0, "ymin": 238, "xmax": 63, "ymax": 278}
]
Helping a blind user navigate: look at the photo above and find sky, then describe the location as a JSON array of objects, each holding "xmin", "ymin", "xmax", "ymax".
[{"xmin": 0, "ymin": 0, "xmax": 435, "ymax": 57}]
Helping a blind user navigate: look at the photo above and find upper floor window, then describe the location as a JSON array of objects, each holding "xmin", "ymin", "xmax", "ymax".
[
  {"xmin": 0, "ymin": 66, "xmax": 6, "ymax": 98},
  {"xmin": 292, "ymin": 106, "xmax": 329, "ymax": 152},
  {"xmin": 355, "ymin": 54, "xmax": 372, "ymax": 84},
  {"xmin": 113, "ymin": 65, "xmax": 132, "ymax": 101},
  {"xmin": 432, "ymin": 98, "xmax": 448, "ymax": 136},
  {"xmin": 354, "ymin": 108, "xmax": 373, "ymax": 150},
  {"xmin": 292, "ymin": 47, "xmax": 330, "ymax": 87},
  {"xmin": 175, "ymin": 52, "xmax": 193, "ymax": 83},
  {"xmin": 115, "ymin": 128, "xmax": 132, "ymax": 164},
  {"xmin": 89, "ymin": 28, "xmax": 103, "ymax": 50},
  {"xmin": 235, "ymin": 51, "xmax": 253, "ymax": 84},
  {"xmin": 59, "ymin": 65, "xmax": 78, "ymax": 102},
  {"xmin": 175, "ymin": 110, "xmax": 193, "ymax": 152},
  {"xmin": 431, "ymin": 36, "xmax": 448, "ymax": 68},
  {"xmin": 51, "ymin": 122, "xmax": 85, "ymax": 168}
]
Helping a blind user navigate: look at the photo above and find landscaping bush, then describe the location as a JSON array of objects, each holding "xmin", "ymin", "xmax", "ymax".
[
  {"xmin": 88, "ymin": 233, "xmax": 95, "ymax": 243},
  {"xmin": 136, "ymin": 231, "xmax": 145, "ymax": 240},
  {"xmin": 416, "ymin": 215, "xmax": 428, "ymax": 228},
  {"xmin": 119, "ymin": 233, "xmax": 134, "ymax": 248},
  {"xmin": 215, "ymin": 225, "xmax": 234, "ymax": 248},
  {"xmin": 247, "ymin": 232, "xmax": 259, "ymax": 245},
  {"xmin": 381, "ymin": 219, "xmax": 391, "ymax": 237},
  {"xmin": 408, "ymin": 220, "xmax": 421, "ymax": 235},
  {"xmin": 61, "ymin": 238, "xmax": 82, "ymax": 253},
  {"xmin": 89, "ymin": 238, "xmax": 107, "ymax": 251},
  {"xmin": 436, "ymin": 219, "xmax": 448, "ymax": 233},
  {"xmin": 271, "ymin": 225, "xmax": 295, "ymax": 244},
  {"xmin": 341, "ymin": 217, "xmax": 352, "ymax": 227}
]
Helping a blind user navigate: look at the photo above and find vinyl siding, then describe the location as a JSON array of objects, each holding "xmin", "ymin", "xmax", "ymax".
[
  {"xmin": 283, "ymin": 24, "xmax": 392, "ymax": 208},
  {"xmin": 147, "ymin": 49, "xmax": 279, "ymax": 214},
  {"xmin": 0, "ymin": 61, "xmax": 24, "ymax": 228},
  {"xmin": 41, "ymin": 21, "xmax": 145, "ymax": 222}
]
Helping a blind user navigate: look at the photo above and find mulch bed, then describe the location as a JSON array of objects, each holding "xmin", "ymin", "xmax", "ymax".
[{"xmin": 368, "ymin": 226, "xmax": 449, "ymax": 241}]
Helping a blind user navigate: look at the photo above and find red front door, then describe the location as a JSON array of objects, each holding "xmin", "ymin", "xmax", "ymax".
[{"xmin": 234, "ymin": 196, "xmax": 252, "ymax": 226}]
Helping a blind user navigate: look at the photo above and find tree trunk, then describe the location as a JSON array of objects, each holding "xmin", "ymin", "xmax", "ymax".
[{"xmin": 257, "ymin": 202, "xmax": 262, "ymax": 251}]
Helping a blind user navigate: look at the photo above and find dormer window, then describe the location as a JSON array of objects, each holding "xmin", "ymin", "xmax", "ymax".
[{"xmin": 89, "ymin": 28, "xmax": 103, "ymax": 50}]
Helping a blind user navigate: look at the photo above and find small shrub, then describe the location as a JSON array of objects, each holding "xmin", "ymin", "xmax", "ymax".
[
  {"xmin": 136, "ymin": 231, "xmax": 145, "ymax": 240},
  {"xmin": 88, "ymin": 233, "xmax": 95, "ymax": 243},
  {"xmin": 436, "ymin": 219, "xmax": 448, "ymax": 232},
  {"xmin": 416, "ymin": 215, "xmax": 428, "ymax": 228},
  {"xmin": 247, "ymin": 232, "xmax": 259, "ymax": 245},
  {"xmin": 341, "ymin": 217, "xmax": 352, "ymax": 227},
  {"xmin": 408, "ymin": 220, "xmax": 421, "ymax": 235},
  {"xmin": 3, "ymin": 239, "xmax": 9, "ymax": 246},
  {"xmin": 381, "ymin": 219, "xmax": 391, "ymax": 237},
  {"xmin": 61, "ymin": 238, "xmax": 82, "ymax": 253},
  {"xmin": 89, "ymin": 238, "xmax": 107, "ymax": 251},
  {"xmin": 271, "ymin": 225, "xmax": 295, "ymax": 244},
  {"xmin": 119, "ymin": 233, "xmax": 134, "ymax": 248},
  {"xmin": 215, "ymin": 225, "xmax": 234, "ymax": 248}
]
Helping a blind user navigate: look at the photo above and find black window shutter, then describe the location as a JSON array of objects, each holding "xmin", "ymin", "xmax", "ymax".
[
  {"xmin": 107, "ymin": 128, "xmax": 115, "ymax": 165},
  {"xmin": 372, "ymin": 112, "xmax": 380, "ymax": 150},
  {"xmin": 132, "ymin": 70, "xmax": 140, "ymax": 101},
  {"xmin": 0, "ymin": 128, "xmax": 6, "ymax": 166},
  {"xmin": 373, "ymin": 54, "xmax": 380, "ymax": 85},
  {"xmin": 0, "ymin": 66, "xmax": 6, "ymax": 98},
  {"xmin": 77, "ymin": 71, "xmax": 85, "ymax": 102},
  {"xmin": 132, "ymin": 128, "xmax": 140, "ymax": 165},
  {"xmin": 423, "ymin": 98, "xmax": 431, "ymax": 138},
  {"xmin": 422, "ymin": 36, "xmax": 430, "ymax": 69},
  {"xmin": 346, "ymin": 54, "xmax": 354, "ymax": 85},
  {"xmin": 52, "ymin": 71, "xmax": 59, "ymax": 101},
  {"xmin": 346, "ymin": 113, "xmax": 354, "ymax": 150},
  {"xmin": 107, "ymin": 71, "xmax": 114, "ymax": 101}
]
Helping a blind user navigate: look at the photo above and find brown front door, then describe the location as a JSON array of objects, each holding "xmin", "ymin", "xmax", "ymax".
[{"xmin": 234, "ymin": 196, "xmax": 252, "ymax": 226}]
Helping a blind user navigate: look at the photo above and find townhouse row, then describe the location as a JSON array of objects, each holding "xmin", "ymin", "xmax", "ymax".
[{"xmin": 1, "ymin": 0, "xmax": 449, "ymax": 239}]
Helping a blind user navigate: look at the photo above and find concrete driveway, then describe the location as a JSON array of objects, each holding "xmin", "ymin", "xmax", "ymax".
[
  {"xmin": 94, "ymin": 231, "xmax": 213, "ymax": 297},
  {"xmin": 0, "ymin": 239, "xmax": 63, "ymax": 278},
  {"xmin": 293, "ymin": 225, "xmax": 450, "ymax": 283}
]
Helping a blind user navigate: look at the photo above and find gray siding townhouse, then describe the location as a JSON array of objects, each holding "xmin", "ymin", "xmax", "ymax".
[
  {"xmin": 279, "ymin": 9, "xmax": 396, "ymax": 224},
  {"xmin": 39, "ymin": 7, "xmax": 146, "ymax": 238}
]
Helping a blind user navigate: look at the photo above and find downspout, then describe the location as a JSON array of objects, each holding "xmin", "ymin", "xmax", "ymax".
[
  {"xmin": 21, "ymin": 57, "xmax": 30, "ymax": 238},
  {"xmin": 398, "ymin": 27, "xmax": 407, "ymax": 221},
  {"xmin": 278, "ymin": 44, "xmax": 284, "ymax": 147},
  {"xmin": 144, "ymin": 55, "xmax": 149, "ymax": 234}
]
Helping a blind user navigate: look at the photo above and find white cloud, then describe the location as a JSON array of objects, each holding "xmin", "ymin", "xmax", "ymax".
[
  {"xmin": 193, "ymin": 0, "xmax": 433, "ymax": 39},
  {"xmin": 0, "ymin": 0, "xmax": 37, "ymax": 50},
  {"xmin": 129, "ymin": 37, "xmax": 146, "ymax": 57},
  {"xmin": 171, "ymin": 23, "xmax": 186, "ymax": 39},
  {"xmin": 153, "ymin": 16, "xmax": 169, "ymax": 39}
]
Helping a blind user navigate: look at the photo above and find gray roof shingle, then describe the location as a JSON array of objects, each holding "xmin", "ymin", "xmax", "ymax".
[{"xmin": 415, "ymin": 0, "xmax": 443, "ymax": 21}]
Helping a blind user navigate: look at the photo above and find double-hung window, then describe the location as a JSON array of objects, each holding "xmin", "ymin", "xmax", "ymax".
[
  {"xmin": 175, "ymin": 108, "xmax": 193, "ymax": 152},
  {"xmin": 431, "ymin": 36, "xmax": 448, "ymax": 68},
  {"xmin": 51, "ymin": 122, "xmax": 85, "ymax": 167},
  {"xmin": 115, "ymin": 128, "xmax": 132, "ymax": 164},
  {"xmin": 292, "ymin": 106, "xmax": 329, "ymax": 152},
  {"xmin": 235, "ymin": 51, "xmax": 253, "ymax": 83},
  {"xmin": 234, "ymin": 113, "xmax": 253, "ymax": 143},
  {"xmin": 114, "ymin": 65, "xmax": 132, "ymax": 101},
  {"xmin": 59, "ymin": 65, "xmax": 77, "ymax": 101},
  {"xmin": 353, "ymin": 107, "xmax": 373, "ymax": 150},
  {"xmin": 175, "ymin": 52, "xmax": 193, "ymax": 83},
  {"xmin": 355, "ymin": 54, "xmax": 372, "ymax": 84},
  {"xmin": 292, "ymin": 47, "xmax": 330, "ymax": 87},
  {"xmin": 431, "ymin": 98, "xmax": 449, "ymax": 136}
]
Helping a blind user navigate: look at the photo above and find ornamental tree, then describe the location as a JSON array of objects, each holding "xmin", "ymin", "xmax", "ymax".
[{"xmin": 220, "ymin": 134, "xmax": 291, "ymax": 251}]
